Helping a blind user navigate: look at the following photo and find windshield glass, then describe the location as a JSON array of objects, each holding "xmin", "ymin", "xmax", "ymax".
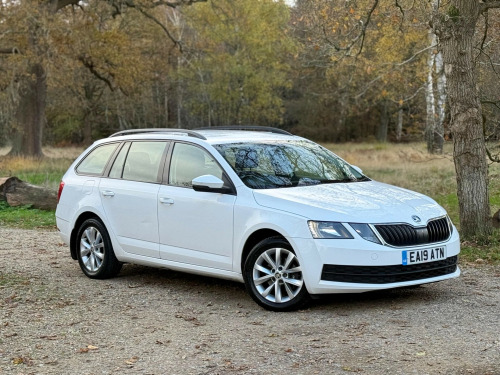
[{"xmin": 214, "ymin": 140, "xmax": 369, "ymax": 189}]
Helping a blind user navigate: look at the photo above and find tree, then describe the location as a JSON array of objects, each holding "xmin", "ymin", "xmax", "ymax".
[
  {"xmin": 425, "ymin": 0, "xmax": 446, "ymax": 154},
  {"xmin": 0, "ymin": 0, "xmax": 204, "ymax": 157},
  {"xmin": 177, "ymin": 0, "xmax": 295, "ymax": 127},
  {"xmin": 431, "ymin": 1, "xmax": 500, "ymax": 238},
  {"xmin": 292, "ymin": 0, "xmax": 500, "ymax": 238},
  {"xmin": 290, "ymin": 0, "xmax": 428, "ymax": 142}
]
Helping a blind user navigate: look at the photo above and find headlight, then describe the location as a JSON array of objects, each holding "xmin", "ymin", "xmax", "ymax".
[
  {"xmin": 349, "ymin": 223, "xmax": 381, "ymax": 244},
  {"xmin": 308, "ymin": 221, "xmax": 353, "ymax": 239},
  {"xmin": 446, "ymin": 215, "xmax": 454, "ymax": 234}
]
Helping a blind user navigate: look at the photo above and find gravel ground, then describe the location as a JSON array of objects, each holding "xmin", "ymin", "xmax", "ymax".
[{"xmin": 0, "ymin": 227, "xmax": 499, "ymax": 375}]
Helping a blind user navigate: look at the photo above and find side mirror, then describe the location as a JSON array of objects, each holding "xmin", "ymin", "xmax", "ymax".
[
  {"xmin": 192, "ymin": 175, "xmax": 232, "ymax": 194},
  {"xmin": 192, "ymin": 175, "xmax": 224, "ymax": 189},
  {"xmin": 352, "ymin": 165, "xmax": 363, "ymax": 174}
]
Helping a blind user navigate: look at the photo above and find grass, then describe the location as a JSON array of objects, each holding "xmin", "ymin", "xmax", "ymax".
[
  {"xmin": 0, "ymin": 146, "xmax": 82, "ymax": 189},
  {"xmin": 0, "ymin": 201, "xmax": 56, "ymax": 229},
  {"xmin": 0, "ymin": 142, "xmax": 499, "ymax": 264},
  {"xmin": 0, "ymin": 272, "xmax": 30, "ymax": 287},
  {"xmin": 0, "ymin": 146, "xmax": 81, "ymax": 229}
]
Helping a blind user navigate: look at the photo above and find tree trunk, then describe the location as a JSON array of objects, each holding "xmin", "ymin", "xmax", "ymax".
[
  {"xmin": 396, "ymin": 107, "xmax": 403, "ymax": 141},
  {"xmin": 377, "ymin": 101, "xmax": 389, "ymax": 142},
  {"xmin": 8, "ymin": 63, "xmax": 46, "ymax": 158},
  {"xmin": 426, "ymin": 0, "xmax": 447, "ymax": 155},
  {"xmin": 425, "ymin": 30, "xmax": 437, "ymax": 152},
  {"xmin": 434, "ymin": 50, "xmax": 446, "ymax": 153},
  {"xmin": 433, "ymin": 1, "xmax": 491, "ymax": 238},
  {"xmin": 5, "ymin": 0, "xmax": 80, "ymax": 157}
]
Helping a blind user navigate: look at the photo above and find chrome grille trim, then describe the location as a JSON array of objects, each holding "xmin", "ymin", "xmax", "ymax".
[{"xmin": 374, "ymin": 216, "xmax": 451, "ymax": 247}]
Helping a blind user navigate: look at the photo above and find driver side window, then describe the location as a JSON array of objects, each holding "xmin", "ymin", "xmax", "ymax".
[{"xmin": 169, "ymin": 143, "xmax": 223, "ymax": 188}]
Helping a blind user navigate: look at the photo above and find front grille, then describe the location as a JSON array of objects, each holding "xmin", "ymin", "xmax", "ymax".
[
  {"xmin": 375, "ymin": 217, "xmax": 450, "ymax": 247},
  {"xmin": 321, "ymin": 256, "xmax": 458, "ymax": 284}
]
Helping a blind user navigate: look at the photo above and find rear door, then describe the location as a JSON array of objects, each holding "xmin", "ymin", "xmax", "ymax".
[{"xmin": 100, "ymin": 141, "xmax": 169, "ymax": 258}]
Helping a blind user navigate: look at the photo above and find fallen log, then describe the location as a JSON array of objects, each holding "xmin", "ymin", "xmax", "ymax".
[
  {"xmin": 0, "ymin": 177, "xmax": 8, "ymax": 201},
  {"xmin": 0, "ymin": 177, "xmax": 57, "ymax": 210}
]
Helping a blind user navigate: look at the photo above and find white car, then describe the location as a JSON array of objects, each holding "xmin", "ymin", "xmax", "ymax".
[{"xmin": 56, "ymin": 127, "xmax": 460, "ymax": 311}]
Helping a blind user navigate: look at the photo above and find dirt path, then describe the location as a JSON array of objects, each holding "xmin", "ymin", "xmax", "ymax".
[{"xmin": 0, "ymin": 228, "xmax": 499, "ymax": 375}]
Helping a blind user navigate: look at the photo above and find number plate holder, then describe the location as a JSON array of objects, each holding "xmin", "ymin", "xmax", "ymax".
[{"xmin": 402, "ymin": 246, "xmax": 446, "ymax": 266}]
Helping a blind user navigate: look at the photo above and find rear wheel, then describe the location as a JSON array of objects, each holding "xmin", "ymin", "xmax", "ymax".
[
  {"xmin": 243, "ymin": 237, "xmax": 310, "ymax": 311},
  {"xmin": 76, "ymin": 218, "xmax": 122, "ymax": 279}
]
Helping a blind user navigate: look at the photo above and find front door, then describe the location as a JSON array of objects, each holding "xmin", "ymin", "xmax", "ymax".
[{"xmin": 158, "ymin": 142, "xmax": 235, "ymax": 270}]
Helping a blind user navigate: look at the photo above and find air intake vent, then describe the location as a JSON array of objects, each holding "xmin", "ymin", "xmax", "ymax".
[
  {"xmin": 375, "ymin": 217, "xmax": 450, "ymax": 247},
  {"xmin": 321, "ymin": 256, "xmax": 458, "ymax": 284}
]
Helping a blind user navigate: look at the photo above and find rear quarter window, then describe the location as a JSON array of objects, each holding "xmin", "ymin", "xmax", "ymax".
[{"xmin": 76, "ymin": 143, "xmax": 118, "ymax": 175}]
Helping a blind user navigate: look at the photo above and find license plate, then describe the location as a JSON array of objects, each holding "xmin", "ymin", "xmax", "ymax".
[{"xmin": 402, "ymin": 246, "xmax": 446, "ymax": 266}]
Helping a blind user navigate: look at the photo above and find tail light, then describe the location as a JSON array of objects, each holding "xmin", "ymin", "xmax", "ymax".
[{"xmin": 57, "ymin": 181, "xmax": 65, "ymax": 203}]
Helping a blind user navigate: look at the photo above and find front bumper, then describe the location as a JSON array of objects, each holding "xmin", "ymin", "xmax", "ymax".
[{"xmin": 289, "ymin": 227, "xmax": 461, "ymax": 295}]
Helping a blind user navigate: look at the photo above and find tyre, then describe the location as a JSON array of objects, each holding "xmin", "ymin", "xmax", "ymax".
[
  {"xmin": 76, "ymin": 218, "xmax": 122, "ymax": 279},
  {"xmin": 243, "ymin": 237, "xmax": 310, "ymax": 311}
]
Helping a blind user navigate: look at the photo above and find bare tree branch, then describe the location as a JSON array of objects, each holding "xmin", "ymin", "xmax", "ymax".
[
  {"xmin": 151, "ymin": 0, "xmax": 207, "ymax": 7},
  {"xmin": 482, "ymin": 100, "xmax": 500, "ymax": 110},
  {"xmin": 78, "ymin": 54, "xmax": 117, "ymax": 92},
  {"xmin": 0, "ymin": 47, "xmax": 21, "ymax": 54},
  {"xmin": 388, "ymin": 85, "xmax": 425, "ymax": 104},
  {"xmin": 479, "ymin": 11, "xmax": 489, "ymax": 53},
  {"xmin": 354, "ymin": 0, "xmax": 379, "ymax": 58},
  {"xmin": 133, "ymin": 6, "xmax": 183, "ymax": 52},
  {"xmin": 107, "ymin": 0, "xmax": 206, "ymax": 12},
  {"xmin": 51, "ymin": 0, "xmax": 81, "ymax": 12},
  {"xmin": 394, "ymin": 0, "xmax": 405, "ymax": 31},
  {"xmin": 393, "ymin": 44, "xmax": 435, "ymax": 66},
  {"xmin": 316, "ymin": 0, "xmax": 379, "ymax": 59},
  {"xmin": 486, "ymin": 147, "xmax": 500, "ymax": 163},
  {"xmin": 107, "ymin": 0, "xmax": 199, "ymax": 52},
  {"xmin": 480, "ymin": 1, "xmax": 500, "ymax": 12}
]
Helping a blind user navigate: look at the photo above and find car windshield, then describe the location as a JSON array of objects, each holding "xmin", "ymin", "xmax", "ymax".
[{"xmin": 214, "ymin": 140, "xmax": 369, "ymax": 189}]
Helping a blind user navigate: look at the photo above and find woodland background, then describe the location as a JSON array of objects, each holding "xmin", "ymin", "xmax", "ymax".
[
  {"xmin": 1, "ymin": 0, "xmax": 500, "ymax": 239},
  {"xmin": 1, "ymin": 0, "xmax": 498, "ymax": 147}
]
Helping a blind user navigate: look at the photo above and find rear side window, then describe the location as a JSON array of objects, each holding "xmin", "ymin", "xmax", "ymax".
[
  {"xmin": 109, "ymin": 143, "xmax": 130, "ymax": 179},
  {"xmin": 122, "ymin": 142, "xmax": 167, "ymax": 183},
  {"xmin": 76, "ymin": 143, "xmax": 118, "ymax": 175}
]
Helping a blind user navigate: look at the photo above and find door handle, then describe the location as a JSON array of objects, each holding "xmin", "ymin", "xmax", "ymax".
[
  {"xmin": 159, "ymin": 197, "xmax": 174, "ymax": 205},
  {"xmin": 102, "ymin": 190, "xmax": 115, "ymax": 197}
]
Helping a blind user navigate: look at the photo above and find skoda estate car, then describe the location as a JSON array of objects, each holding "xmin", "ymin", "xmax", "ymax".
[{"xmin": 56, "ymin": 127, "xmax": 460, "ymax": 311}]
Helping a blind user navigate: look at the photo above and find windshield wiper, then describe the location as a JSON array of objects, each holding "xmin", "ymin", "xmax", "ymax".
[
  {"xmin": 320, "ymin": 178, "xmax": 356, "ymax": 184},
  {"xmin": 320, "ymin": 177, "xmax": 370, "ymax": 184}
]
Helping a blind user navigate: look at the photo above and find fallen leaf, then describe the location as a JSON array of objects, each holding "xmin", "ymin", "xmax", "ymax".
[
  {"xmin": 40, "ymin": 335, "xmax": 58, "ymax": 340},
  {"xmin": 125, "ymin": 356, "xmax": 139, "ymax": 365},
  {"xmin": 12, "ymin": 357, "xmax": 24, "ymax": 365}
]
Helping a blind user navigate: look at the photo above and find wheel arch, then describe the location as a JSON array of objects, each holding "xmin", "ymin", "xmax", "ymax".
[
  {"xmin": 70, "ymin": 211, "xmax": 102, "ymax": 260},
  {"xmin": 240, "ymin": 228, "xmax": 288, "ymax": 273}
]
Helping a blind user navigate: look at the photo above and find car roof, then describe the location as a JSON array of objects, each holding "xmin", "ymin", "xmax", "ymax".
[
  {"xmin": 198, "ymin": 130, "xmax": 301, "ymax": 144},
  {"xmin": 107, "ymin": 128, "xmax": 303, "ymax": 145}
]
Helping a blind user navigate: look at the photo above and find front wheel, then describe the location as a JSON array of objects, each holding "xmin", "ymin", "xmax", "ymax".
[
  {"xmin": 243, "ymin": 237, "xmax": 310, "ymax": 311},
  {"xmin": 76, "ymin": 218, "xmax": 122, "ymax": 279}
]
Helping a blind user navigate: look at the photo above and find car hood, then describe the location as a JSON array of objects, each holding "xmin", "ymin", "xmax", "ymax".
[{"xmin": 252, "ymin": 181, "xmax": 446, "ymax": 224}]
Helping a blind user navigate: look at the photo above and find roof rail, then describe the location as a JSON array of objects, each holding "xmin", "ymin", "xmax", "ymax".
[
  {"xmin": 109, "ymin": 128, "xmax": 206, "ymax": 140},
  {"xmin": 195, "ymin": 126, "xmax": 292, "ymax": 136}
]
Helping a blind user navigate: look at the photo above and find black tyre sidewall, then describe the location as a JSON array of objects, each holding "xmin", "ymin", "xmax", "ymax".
[
  {"xmin": 243, "ymin": 237, "xmax": 310, "ymax": 312},
  {"xmin": 76, "ymin": 218, "xmax": 121, "ymax": 279}
]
